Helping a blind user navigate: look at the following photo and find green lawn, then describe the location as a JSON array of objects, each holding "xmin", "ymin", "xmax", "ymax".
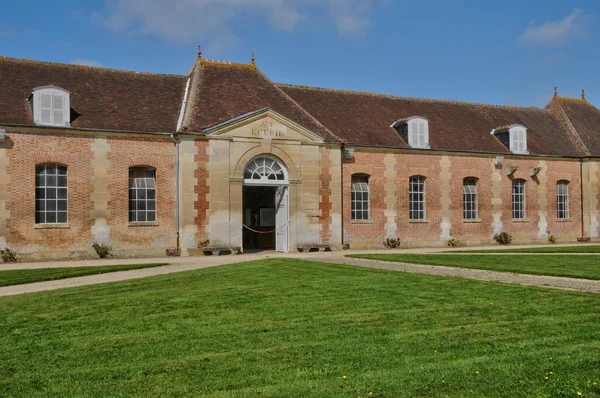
[
  {"xmin": 348, "ymin": 253, "xmax": 600, "ymax": 280},
  {"xmin": 455, "ymin": 245, "xmax": 600, "ymax": 254},
  {"xmin": 1, "ymin": 259, "xmax": 600, "ymax": 397},
  {"xmin": 0, "ymin": 263, "xmax": 168, "ymax": 287}
]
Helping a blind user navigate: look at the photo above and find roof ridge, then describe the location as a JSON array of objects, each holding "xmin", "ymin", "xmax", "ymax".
[
  {"xmin": 200, "ymin": 59, "xmax": 257, "ymax": 70},
  {"xmin": 277, "ymin": 83, "xmax": 548, "ymax": 111},
  {"xmin": 0, "ymin": 56, "xmax": 186, "ymax": 78},
  {"xmin": 555, "ymin": 95, "xmax": 592, "ymax": 103},
  {"xmin": 258, "ymin": 71, "xmax": 343, "ymax": 142}
]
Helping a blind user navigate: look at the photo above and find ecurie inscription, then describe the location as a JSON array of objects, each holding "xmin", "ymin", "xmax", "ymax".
[{"xmin": 251, "ymin": 120, "xmax": 287, "ymax": 137}]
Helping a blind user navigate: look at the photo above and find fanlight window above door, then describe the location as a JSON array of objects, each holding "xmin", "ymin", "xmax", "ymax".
[{"xmin": 243, "ymin": 156, "xmax": 288, "ymax": 184}]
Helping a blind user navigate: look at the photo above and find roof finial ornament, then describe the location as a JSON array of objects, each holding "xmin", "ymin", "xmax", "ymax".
[
  {"xmin": 251, "ymin": 50, "xmax": 255, "ymax": 66},
  {"xmin": 197, "ymin": 44, "xmax": 202, "ymax": 60},
  {"xmin": 554, "ymin": 87, "xmax": 558, "ymax": 97},
  {"xmin": 582, "ymin": 89, "xmax": 586, "ymax": 100}
]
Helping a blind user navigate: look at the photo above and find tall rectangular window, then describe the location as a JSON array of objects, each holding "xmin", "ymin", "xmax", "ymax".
[
  {"xmin": 35, "ymin": 164, "xmax": 68, "ymax": 224},
  {"xmin": 557, "ymin": 181, "xmax": 569, "ymax": 219},
  {"xmin": 129, "ymin": 168, "xmax": 156, "ymax": 222},
  {"xmin": 463, "ymin": 178, "xmax": 478, "ymax": 220},
  {"xmin": 351, "ymin": 175, "xmax": 370, "ymax": 221},
  {"xmin": 512, "ymin": 179, "xmax": 526, "ymax": 219},
  {"xmin": 409, "ymin": 176, "xmax": 426, "ymax": 220}
]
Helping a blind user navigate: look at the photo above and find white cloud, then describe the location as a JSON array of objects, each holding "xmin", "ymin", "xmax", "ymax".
[
  {"xmin": 95, "ymin": 0, "xmax": 376, "ymax": 50},
  {"xmin": 519, "ymin": 9, "xmax": 591, "ymax": 47},
  {"xmin": 72, "ymin": 59, "xmax": 103, "ymax": 67}
]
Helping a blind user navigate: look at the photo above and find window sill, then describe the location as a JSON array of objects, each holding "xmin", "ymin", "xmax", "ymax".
[
  {"xmin": 35, "ymin": 223, "xmax": 70, "ymax": 229},
  {"xmin": 409, "ymin": 219, "xmax": 429, "ymax": 224},
  {"xmin": 512, "ymin": 219, "xmax": 529, "ymax": 223},
  {"xmin": 556, "ymin": 218, "xmax": 573, "ymax": 222},
  {"xmin": 351, "ymin": 219, "xmax": 373, "ymax": 224},
  {"xmin": 463, "ymin": 219, "xmax": 482, "ymax": 223},
  {"xmin": 128, "ymin": 222, "xmax": 159, "ymax": 227}
]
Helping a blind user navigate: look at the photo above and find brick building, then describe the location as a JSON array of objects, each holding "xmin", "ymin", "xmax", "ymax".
[{"xmin": 0, "ymin": 53, "xmax": 598, "ymax": 260}]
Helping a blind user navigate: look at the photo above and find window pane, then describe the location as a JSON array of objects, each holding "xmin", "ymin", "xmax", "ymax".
[
  {"xmin": 147, "ymin": 212, "xmax": 156, "ymax": 222},
  {"xmin": 46, "ymin": 212, "xmax": 56, "ymax": 223},
  {"xmin": 57, "ymin": 212, "xmax": 67, "ymax": 223}
]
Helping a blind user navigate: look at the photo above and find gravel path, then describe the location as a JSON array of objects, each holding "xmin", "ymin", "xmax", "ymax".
[
  {"xmin": 320, "ymin": 256, "xmax": 600, "ymax": 294},
  {"xmin": 1, "ymin": 244, "xmax": 599, "ymax": 297}
]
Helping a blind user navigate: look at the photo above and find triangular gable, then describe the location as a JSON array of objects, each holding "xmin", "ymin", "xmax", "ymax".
[{"xmin": 203, "ymin": 108, "xmax": 325, "ymax": 143}]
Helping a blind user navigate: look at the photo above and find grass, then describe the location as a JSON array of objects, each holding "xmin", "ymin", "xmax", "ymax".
[
  {"xmin": 0, "ymin": 263, "xmax": 168, "ymax": 287},
  {"xmin": 348, "ymin": 253, "xmax": 600, "ymax": 280},
  {"xmin": 1, "ymin": 259, "xmax": 600, "ymax": 397},
  {"xmin": 455, "ymin": 245, "xmax": 600, "ymax": 254}
]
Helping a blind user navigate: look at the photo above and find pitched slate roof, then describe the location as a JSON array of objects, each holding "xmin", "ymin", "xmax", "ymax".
[
  {"xmin": 547, "ymin": 96, "xmax": 600, "ymax": 156},
  {"xmin": 182, "ymin": 60, "xmax": 339, "ymax": 142},
  {"xmin": 278, "ymin": 84, "xmax": 584, "ymax": 156},
  {"xmin": 0, "ymin": 56, "xmax": 187, "ymax": 133}
]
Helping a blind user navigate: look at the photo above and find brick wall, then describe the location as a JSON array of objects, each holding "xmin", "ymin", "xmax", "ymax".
[
  {"xmin": 194, "ymin": 140, "xmax": 210, "ymax": 244},
  {"xmin": 7, "ymin": 131, "xmax": 95, "ymax": 257},
  {"xmin": 343, "ymin": 150, "xmax": 583, "ymax": 248},
  {"xmin": 5, "ymin": 130, "xmax": 177, "ymax": 259},
  {"xmin": 319, "ymin": 146, "xmax": 332, "ymax": 244},
  {"xmin": 106, "ymin": 136, "xmax": 176, "ymax": 255}
]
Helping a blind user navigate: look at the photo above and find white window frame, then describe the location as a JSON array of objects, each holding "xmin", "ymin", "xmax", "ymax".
[
  {"xmin": 463, "ymin": 178, "xmax": 478, "ymax": 220},
  {"xmin": 129, "ymin": 167, "xmax": 157, "ymax": 223},
  {"xmin": 351, "ymin": 175, "xmax": 370, "ymax": 221},
  {"xmin": 243, "ymin": 155, "xmax": 288, "ymax": 186},
  {"xmin": 557, "ymin": 181, "xmax": 569, "ymax": 219},
  {"xmin": 509, "ymin": 125, "xmax": 528, "ymax": 154},
  {"xmin": 512, "ymin": 179, "xmax": 526, "ymax": 220},
  {"xmin": 32, "ymin": 86, "xmax": 71, "ymax": 127},
  {"xmin": 407, "ymin": 117, "xmax": 430, "ymax": 149},
  {"xmin": 35, "ymin": 164, "xmax": 68, "ymax": 224},
  {"xmin": 409, "ymin": 176, "xmax": 426, "ymax": 220}
]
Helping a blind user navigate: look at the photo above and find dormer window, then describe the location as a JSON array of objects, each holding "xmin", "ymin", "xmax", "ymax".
[
  {"xmin": 491, "ymin": 124, "xmax": 528, "ymax": 154},
  {"xmin": 391, "ymin": 116, "xmax": 430, "ymax": 149},
  {"xmin": 32, "ymin": 86, "xmax": 70, "ymax": 127}
]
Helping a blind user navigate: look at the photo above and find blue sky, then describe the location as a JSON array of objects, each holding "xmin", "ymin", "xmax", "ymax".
[{"xmin": 1, "ymin": 0, "xmax": 599, "ymax": 107}]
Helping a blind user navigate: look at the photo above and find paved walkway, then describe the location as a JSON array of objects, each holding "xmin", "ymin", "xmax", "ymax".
[
  {"xmin": 1, "ymin": 243, "xmax": 599, "ymax": 297},
  {"xmin": 319, "ymin": 256, "xmax": 600, "ymax": 294}
]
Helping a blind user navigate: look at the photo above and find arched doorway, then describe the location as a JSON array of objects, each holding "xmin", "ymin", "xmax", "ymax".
[{"xmin": 242, "ymin": 155, "xmax": 289, "ymax": 252}]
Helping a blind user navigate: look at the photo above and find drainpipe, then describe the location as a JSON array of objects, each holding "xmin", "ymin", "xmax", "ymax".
[
  {"xmin": 172, "ymin": 78, "xmax": 191, "ymax": 251},
  {"xmin": 580, "ymin": 158, "xmax": 585, "ymax": 239},
  {"xmin": 340, "ymin": 144, "xmax": 345, "ymax": 248},
  {"xmin": 170, "ymin": 133, "xmax": 180, "ymax": 250}
]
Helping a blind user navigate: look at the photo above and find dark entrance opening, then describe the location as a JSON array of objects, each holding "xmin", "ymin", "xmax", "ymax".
[{"xmin": 243, "ymin": 185, "xmax": 277, "ymax": 252}]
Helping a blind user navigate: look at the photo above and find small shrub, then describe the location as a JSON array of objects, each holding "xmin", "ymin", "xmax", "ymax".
[
  {"xmin": 92, "ymin": 243, "xmax": 112, "ymax": 259},
  {"xmin": 548, "ymin": 235, "xmax": 557, "ymax": 244},
  {"xmin": 0, "ymin": 247, "xmax": 17, "ymax": 263},
  {"xmin": 493, "ymin": 232, "xmax": 513, "ymax": 245},
  {"xmin": 383, "ymin": 238, "xmax": 402, "ymax": 249},
  {"xmin": 446, "ymin": 238, "xmax": 460, "ymax": 247},
  {"xmin": 198, "ymin": 240, "xmax": 210, "ymax": 249}
]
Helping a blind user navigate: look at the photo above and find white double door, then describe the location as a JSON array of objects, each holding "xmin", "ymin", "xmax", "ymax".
[{"xmin": 275, "ymin": 185, "xmax": 289, "ymax": 253}]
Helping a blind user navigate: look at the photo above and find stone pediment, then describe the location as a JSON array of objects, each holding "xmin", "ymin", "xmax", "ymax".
[{"xmin": 204, "ymin": 108, "xmax": 324, "ymax": 143}]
